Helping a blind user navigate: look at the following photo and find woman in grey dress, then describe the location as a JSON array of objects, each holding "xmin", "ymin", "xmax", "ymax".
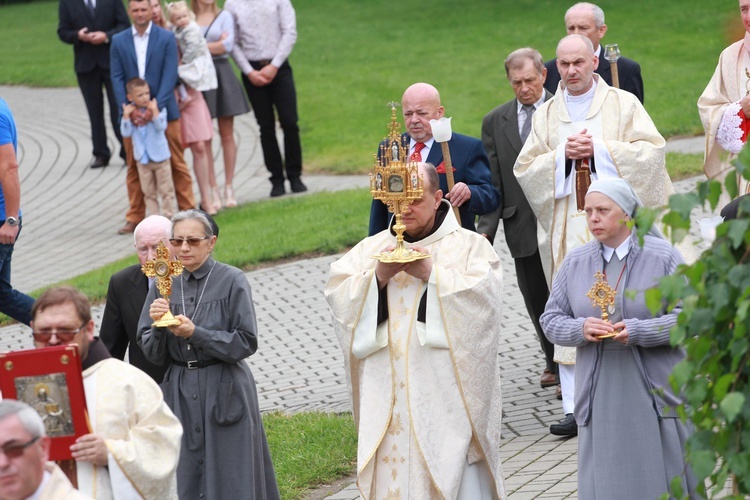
[
  {"xmin": 138, "ymin": 209, "xmax": 279, "ymax": 499},
  {"xmin": 541, "ymin": 178, "xmax": 699, "ymax": 499},
  {"xmin": 194, "ymin": 0, "xmax": 250, "ymax": 209}
]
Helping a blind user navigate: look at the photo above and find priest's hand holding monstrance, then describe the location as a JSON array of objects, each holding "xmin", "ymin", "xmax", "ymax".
[
  {"xmin": 370, "ymin": 102, "xmax": 431, "ymax": 264},
  {"xmin": 141, "ymin": 241, "xmax": 184, "ymax": 327}
]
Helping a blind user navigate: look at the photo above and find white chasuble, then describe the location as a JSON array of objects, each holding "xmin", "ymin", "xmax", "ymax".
[
  {"xmin": 78, "ymin": 359, "xmax": 182, "ymax": 500},
  {"xmin": 326, "ymin": 202, "xmax": 506, "ymax": 500},
  {"xmin": 516, "ymin": 75, "xmax": 675, "ymax": 287}
]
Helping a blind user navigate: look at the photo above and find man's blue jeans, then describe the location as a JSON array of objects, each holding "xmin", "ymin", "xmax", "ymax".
[{"xmin": 0, "ymin": 220, "xmax": 34, "ymax": 325}]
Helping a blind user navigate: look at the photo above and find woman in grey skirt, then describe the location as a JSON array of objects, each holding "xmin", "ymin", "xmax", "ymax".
[
  {"xmin": 194, "ymin": 0, "xmax": 251, "ymax": 209},
  {"xmin": 541, "ymin": 178, "xmax": 700, "ymax": 499}
]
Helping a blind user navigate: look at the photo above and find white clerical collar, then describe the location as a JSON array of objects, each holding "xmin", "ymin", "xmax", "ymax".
[
  {"xmin": 564, "ymin": 79, "xmax": 597, "ymax": 103},
  {"xmin": 516, "ymin": 93, "xmax": 546, "ymax": 114},
  {"xmin": 27, "ymin": 469, "xmax": 52, "ymax": 500},
  {"xmin": 602, "ymin": 237, "xmax": 630, "ymax": 263},
  {"xmin": 132, "ymin": 21, "xmax": 152, "ymax": 38},
  {"xmin": 409, "ymin": 137, "xmax": 435, "ymax": 150}
]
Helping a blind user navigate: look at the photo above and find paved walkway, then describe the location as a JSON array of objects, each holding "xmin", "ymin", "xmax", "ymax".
[{"xmin": 0, "ymin": 86, "xmax": 714, "ymax": 498}]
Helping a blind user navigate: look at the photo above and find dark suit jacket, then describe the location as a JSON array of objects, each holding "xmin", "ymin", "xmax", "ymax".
[
  {"xmin": 543, "ymin": 45, "xmax": 644, "ymax": 104},
  {"xmin": 57, "ymin": 0, "xmax": 130, "ymax": 74},
  {"xmin": 368, "ymin": 132, "xmax": 500, "ymax": 235},
  {"xmin": 477, "ymin": 91, "xmax": 554, "ymax": 256},
  {"xmin": 110, "ymin": 24, "xmax": 180, "ymax": 120},
  {"xmin": 100, "ymin": 264, "xmax": 169, "ymax": 382}
]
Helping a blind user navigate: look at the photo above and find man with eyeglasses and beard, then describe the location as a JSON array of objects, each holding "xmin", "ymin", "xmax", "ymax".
[
  {"xmin": 0, "ymin": 399, "xmax": 88, "ymax": 500},
  {"xmin": 30, "ymin": 285, "xmax": 183, "ymax": 498}
]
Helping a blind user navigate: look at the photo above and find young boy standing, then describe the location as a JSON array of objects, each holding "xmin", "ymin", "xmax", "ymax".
[{"xmin": 121, "ymin": 78, "xmax": 176, "ymax": 218}]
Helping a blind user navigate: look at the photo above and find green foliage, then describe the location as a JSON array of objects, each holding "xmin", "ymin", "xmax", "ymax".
[
  {"xmin": 649, "ymin": 149, "xmax": 750, "ymax": 498},
  {"xmin": 263, "ymin": 411, "xmax": 357, "ymax": 499}
]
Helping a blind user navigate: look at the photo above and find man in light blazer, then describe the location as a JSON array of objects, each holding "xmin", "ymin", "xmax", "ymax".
[
  {"xmin": 477, "ymin": 48, "xmax": 557, "ymax": 390},
  {"xmin": 110, "ymin": 0, "xmax": 195, "ymax": 235},
  {"xmin": 543, "ymin": 2, "xmax": 644, "ymax": 103},
  {"xmin": 57, "ymin": 0, "xmax": 130, "ymax": 169}
]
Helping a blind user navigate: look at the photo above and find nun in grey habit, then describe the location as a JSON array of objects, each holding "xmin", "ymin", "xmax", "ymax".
[{"xmin": 540, "ymin": 178, "xmax": 700, "ymax": 499}]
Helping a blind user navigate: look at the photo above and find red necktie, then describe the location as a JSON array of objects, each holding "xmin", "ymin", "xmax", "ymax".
[{"xmin": 409, "ymin": 142, "xmax": 426, "ymax": 162}]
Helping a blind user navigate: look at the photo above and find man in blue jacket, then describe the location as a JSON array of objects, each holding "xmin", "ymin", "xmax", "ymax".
[
  {"xmin": 110, "ymin": 0, "xmax": 195, "ymax": 235},
  {"xmin": 368, "ymin": 83, "xmax": 500, "ymax": 235}
]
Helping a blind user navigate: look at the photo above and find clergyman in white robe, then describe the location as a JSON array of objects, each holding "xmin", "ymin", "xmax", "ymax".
[
  {"xmin": 325, "ymin": 200, "xmax": 505, "ymax": 500},
  {"xmin": 78, "ymin": 356, "xmax": 183, "ymax": 499},
  {"xmin": 698, "ymin": 31, "xmax": 750, "ymax": 199}
]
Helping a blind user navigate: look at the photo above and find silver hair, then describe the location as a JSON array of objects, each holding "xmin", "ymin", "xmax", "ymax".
[
  {"xmin": 171, "ymin": 209, "xmax": 214, "ymax": 238},
  {"xmin": 566, "ymin": 2, "xmax": 605, "ymax": 28},
  {"xmin": 0, "ymin": 400, "xmax": 46, "ymax": 438}
]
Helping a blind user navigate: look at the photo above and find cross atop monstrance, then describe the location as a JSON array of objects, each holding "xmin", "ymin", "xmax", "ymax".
[
  {"xmin": 369, "ymin": 102, "xmax": 429, "ymax": 263},
  {"xmin": 141, "ymin": 241, "xmax": 184, "ymax": 326}
]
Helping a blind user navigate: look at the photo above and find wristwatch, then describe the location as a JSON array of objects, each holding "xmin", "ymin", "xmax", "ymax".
[{"xmin": 5, "ymin": 216, "xmax": 19, "ymax": 227}]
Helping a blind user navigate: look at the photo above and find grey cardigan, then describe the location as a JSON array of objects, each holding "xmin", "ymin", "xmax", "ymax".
[{"xmin": 540, "ymin": 232, "xmax": 686, "ymax": 426}]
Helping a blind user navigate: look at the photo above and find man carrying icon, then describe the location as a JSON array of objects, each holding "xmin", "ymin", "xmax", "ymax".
[
  {"xmin": 326, "ymin": 162, "xmax": 506, "ymax": 499},
  {"xmin": 31, "ymin": 285, "xmax": 182, "ymax": 498}
]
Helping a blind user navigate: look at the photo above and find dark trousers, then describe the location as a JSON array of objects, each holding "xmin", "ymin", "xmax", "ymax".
[
  {"xmin": 77, "ymin": 67, "xmax": 123, "ymax": 160},
  {"xmin": 515, "ymin": 248, "xmax": 556, "ymax": 374},
  {"xmin": 0, "ymin": 220, "xmax": 34, "ymax": 325},
  {"xmin": 241, "ymin": 61, "xmax": 302, "ymax": 185}
]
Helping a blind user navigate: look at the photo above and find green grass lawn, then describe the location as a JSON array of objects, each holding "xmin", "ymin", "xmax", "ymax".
[
  {"xmin": 0, "ymin": 0, "xmax": 738, "ymax": 173},
  {"xmin": 265, "ymin": 411, "xmax": 357, "ymax": 499}
]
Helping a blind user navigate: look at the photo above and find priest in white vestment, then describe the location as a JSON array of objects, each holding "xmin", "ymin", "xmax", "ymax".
[
  {"xmin": 326, "ymin": 163, "xmax": 506, "ymax": 500},
  {"xmin": 514, "ymin": 34, "xmax": 676, "ymax": 437},
  {"xmin": 30, "ymin": 286, "xmax": 183, "ymax": 500},
  {"xmin": 698, "ymin": 0, "xmax": 750, "ymax": 199}
]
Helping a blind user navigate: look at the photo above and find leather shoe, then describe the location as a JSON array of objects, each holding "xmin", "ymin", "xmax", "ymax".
[
  {"xmin": 289, "ymin": 178, "xmax": 307, "ymax": 193},
  {"xmin": 117, "ymin": 221, "xmax": 137, "ymax": 234},
  {"xmin": 88, "ymin": 156, "xmax": 109, "ymax": 169},
  {"xmin": 270, "ymin": 183, "xmax": 286, "ymax": 197},
  {"xmin": 555, "ymin": 384, "xmax": 562, "ymax": 400},
  {"xmin": 550, "ymin": 413, "xmax": 577, "ymax": 437},
  {"xmin": 540, "ymin": 368, "xmax": 557, "ymax": 388}
]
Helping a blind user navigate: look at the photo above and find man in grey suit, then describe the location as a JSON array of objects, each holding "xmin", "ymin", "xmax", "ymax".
[{"xmin": 477, "ymin": 48, "xmax": 557, "ymax": 390}]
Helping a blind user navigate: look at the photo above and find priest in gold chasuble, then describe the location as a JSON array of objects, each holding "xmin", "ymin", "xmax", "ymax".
[
  {"xmin": 326, "ymin": 164, "xmax": 506, "ymax": 500},
  {"xmin": 514, "ymin": 35, "xmax": 676, "ymax": 438}
]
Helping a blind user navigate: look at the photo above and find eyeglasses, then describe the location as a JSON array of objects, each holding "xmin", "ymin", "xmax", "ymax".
[
  {"xmin": 169, "ymin": 237, "xmax": 209, "ymax": 247},
  {"xmin": 31, "ymin": 323, "xmax": 86, "ymax": 342},
  {"xmin": 1, "ymin": 436, "xmax": 40, "ymax": 458}
]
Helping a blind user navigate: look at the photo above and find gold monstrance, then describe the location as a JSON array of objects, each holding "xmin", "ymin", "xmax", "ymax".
[
  {"xmin": 370, "ymin": 102, "xmax": 430, "ymax": 263},
  {"xmin": 141, "ymin": 241, "xmax": 184, "ymax": 327},
  {"xmin": 585, "ymin": 271, "xmax": 617, "ymax": 339}
]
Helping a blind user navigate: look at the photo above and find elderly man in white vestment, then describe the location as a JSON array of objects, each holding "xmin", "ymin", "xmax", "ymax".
[
  {"xmin": 698, "ymin": 0, "xmax": 750, "ymax": 200},
  {"xmin": 326, "ymin": 163, "xmax": 506, "ymax": 500},
  {"xmin": 30, "ymin": 286, "xmax": 183, "ymax": 499},
  {"xmin": 514, "ymin": 34, "xmax": 676, "ymax": 437}
]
